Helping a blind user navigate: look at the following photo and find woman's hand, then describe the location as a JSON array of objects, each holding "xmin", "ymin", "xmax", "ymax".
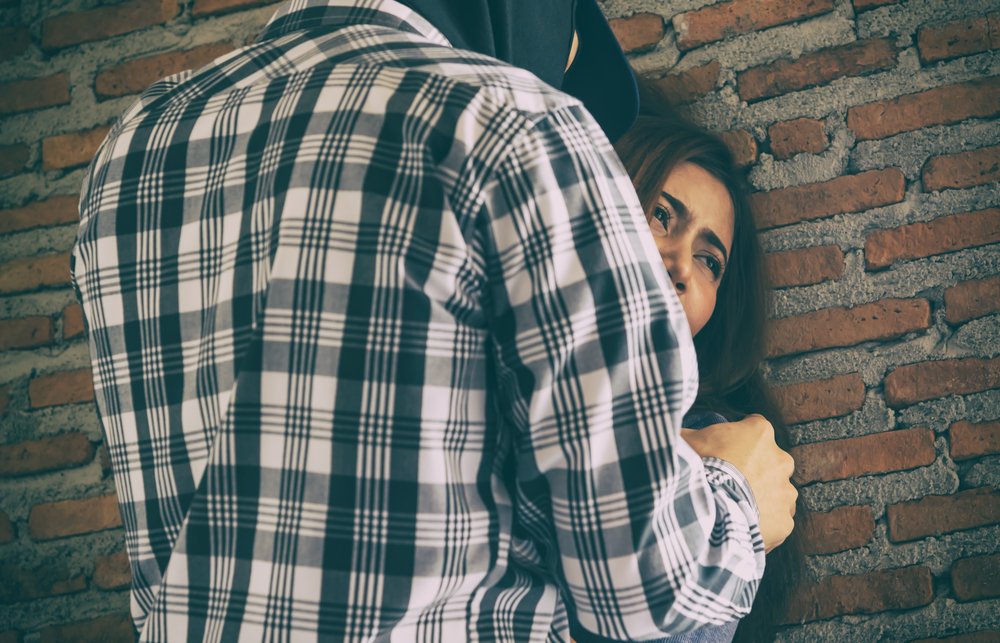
[{"xmin": 681, "ymin": 414, "xmax": 797, "ymax": 553}]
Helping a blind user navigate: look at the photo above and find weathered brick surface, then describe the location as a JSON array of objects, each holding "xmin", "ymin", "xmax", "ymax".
[
  {"xmin": 783, "ymin": 566, "xmax": 933, "ymax": 624},
  {"xmin": 28, "ymin": 493, "xmax": 122, "ymax": 541},
  {"xmin": 951, "ymin": 554, "xmax": 1000, "ymax": 602},
  {"xmin": 768, "ymin": 117, "xmax": 828, "ymax": 159},
  {"xmin": 764, "ymin": 244, "xmax": 843, "ymax": 288},
  {"xmin": 36, "ymin": 613, "xmax": 135, "ymax": 643},
  {"xmin": 865, "ymin": 208, "xmax": 1000, "ymax": 269},
  {"xmin": 0, "ymin": 196, "xmax": 79, "ymax": 235},
  {"xmin": 913, "ymin": 632, "xmax": 1000, "ymax": 643},
  {"xmin": 0, "ymin": 511, "xmax": 13, "ymax": 544},
  {"xmin": 718, "ymin": 129, "xmax": 757, "ymax": 166},
  {"xmin": 0, "ymin": 386, "xmax": 9, "ymax": 415},
  {"xmin": 0, "ymin": 143, "xmax": 29, "ymax": 178},
  {"xmin": 28, "ymin": 368, "xmax": 94, "ymax": 409},
  {"xmin": 0, "ymin": 74, "xmax": 69, "ymax": 115},
  {"xmin": 41, "ymin": 0, "xmax": 179, "ymax": 49},
  {"xmin": 0, "ymin": 563, "xmax": 87, "ymax": 602},
  {"xmin": 766, "ymin": 298, "xmax": 930, "ymax": 357},
  {"xmin": 0, "ymin": 26, "xmax": 31, "ymax": 61},
  {"xmin": 888, "ymin": 488, "xmax": 1000, "ymax": 542},
  {"xmin": 609, "ymin": 13, "xmax": 663, "ymax": 53},
  {"xmin": 848, "ymin": 77, "xmax": 1000, "ymax": 141},
  {"xmin": 0, "ymin": 316, "xmax": 53, "ymax": 351},
  {"xmin": 63, "ymin": 303, "xmax": 86, "ymax": 339},
  {"xmin": 652, "ymin": 61, "xmax": 721, "ymax": 105},
  {"xmin": 0, "ymin": 432, "xmax": 94, "ymax": 477},
  {"xmin": 0, "ymin": 253, "xmax": 72, "ymax": 295},
  {"xmin": 738, "ymin": 38, "xmax": 897, "ymax": 102},
  {"xmin": 945, "ymin": 275, "xmax": 1000, "ymax": 324},
  {"xmin": 923, "ymin": 144, "xmax": 1000, "ymax": 191},
  {"xmin": 799, "ymin": 505, "xmax": 875, "ymax": 554},
  {"xmin": 42, "ymin": 126, "xmax": 111, "ymax": 171},
  {"xmin": 192, "ymin": 0, "xmax": 275, "ymax": 17},
  {"xmin": 673, "ymin": 0, "xmax": 834, "ymax": 51},
  {"xmin": 96, "ymin": 43, "xmax": 235, "ymax": 99},
  {"xmin": 93, "ymin": 551, "xmax": 131, "ymax": 590},
  {"xmin": 950, "ymin": 420, "xmax": 1000, "ymax": 461},
  {"xmin": 853, "ymin": 0, "xmax": 899, "ymax": 9},
  {"xmin": 771, "ymin": 373, "xmax": 865, "ymax": 425},
  {"xmin": 885, "ymin": 357, "xmax": 1000, "ymax": 407},
  {"xmin": 791, "ymin": 428, "xmax": 936, "ymax": 484},
  {"xmin": 918, "ymin": 13, "xmax": 1000, "ymax": 64},
  {"xmin": 750, "ymin": 168, "xmax": 905, "ymax": 230}
]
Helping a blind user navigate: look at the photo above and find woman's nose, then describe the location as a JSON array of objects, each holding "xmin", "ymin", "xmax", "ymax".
[{"xmin": 665, "ymin": 254, "xmax": 692, "ymax": 293}]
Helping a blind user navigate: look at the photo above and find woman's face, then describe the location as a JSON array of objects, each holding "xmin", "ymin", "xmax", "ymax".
[{"xmin": 648, "ymin": 161, "xmax": 735, "ymax": 337}]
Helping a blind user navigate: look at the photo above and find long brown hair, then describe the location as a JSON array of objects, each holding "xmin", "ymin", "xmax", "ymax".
[{"xmin": 615, "ymin": 82, "xmax": 802, "ymax": 643}]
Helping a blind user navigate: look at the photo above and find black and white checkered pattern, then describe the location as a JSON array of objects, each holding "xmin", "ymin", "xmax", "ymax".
[{"xmin": 72, "ymin": 1, "xmax": 765, "ymax": 639}]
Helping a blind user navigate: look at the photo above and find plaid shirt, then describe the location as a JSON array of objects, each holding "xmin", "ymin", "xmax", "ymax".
[{"xmin": 72, "ymin": 0, "xmax": 764, "ymax": 640}]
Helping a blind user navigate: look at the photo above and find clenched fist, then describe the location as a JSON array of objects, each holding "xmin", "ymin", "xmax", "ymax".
[{"xmin": 681, "ymin": 414, "xmax": 797, "ymax": 552}]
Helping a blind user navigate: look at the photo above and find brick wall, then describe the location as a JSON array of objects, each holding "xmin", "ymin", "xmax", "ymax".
[{"xmin": 0, "ymin": 0, "xmax": 997, "ymax": 640}]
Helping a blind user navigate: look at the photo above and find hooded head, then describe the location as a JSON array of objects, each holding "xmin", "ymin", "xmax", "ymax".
[{"xmin": 395, "ymin": 0, "xmax": 639, "ymax": 142}]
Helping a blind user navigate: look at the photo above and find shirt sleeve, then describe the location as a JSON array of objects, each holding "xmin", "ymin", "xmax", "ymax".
[{"xmin": 478, "ymin": 103, "xmax": 766, "ymax": 640}]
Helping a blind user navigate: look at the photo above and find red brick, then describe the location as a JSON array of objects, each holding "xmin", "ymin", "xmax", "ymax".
[
  {"xmin": 791, "ymin": 427, "xmax": 935, "ymax": 484},
  {"xmin": 651, "ymin": 61, "xmax": 721, "ymax": 104},
  {"xmin": 782, "ymin": 566, "xmax": 933, "ymax": 623},
  {"xmin": 0, "ymin": 562, "xmax": 87, "ymax": 602},
  {"xmin": 853, "ymin": 0, "xmax": 899, "ymax": 9},
  {"xmin": 63, "ymin": 303, "xmax": 86, "ymax": 339},
  {"xmin": 923, "ymin": 144, "xmax": 1000, "ymax": 191},
  {"xmin": 192, "ymin": 0, "xmax": 275, "ymax": 17},
  {"xmin": 888, "ymin": 487, "xmax": 1000, "ymax": 542},
  {"xmin": 0, "ymin": 196, "xmax": 79, "ymax": 235},
  {"xmin": 0, "ymin": 74, "xmax": 69, "ymax": 116},
  {"xmin": 885, "ymin": 356, "xmax": 1000, "ymax": 407},
  {"xmin": 93, "ymin": 551, "xmax": 131, "ymax": 590},
  {"xmin": 768, "ymin": 117, "xmax": 828, "ymax": 160},
  {"xmin": 98, "ymin": 443, "xmax": 113, "ymax": 477},
  {"xmin": 918, "ymin": 13, "xmax": 1000, "ymax": 64},
  {"xmin": 913, "ymin": 632, "xmax": 1000, "ymax": 643},
  {"xmin": 766, "ymin": 298, "xmax": 930, "ymax": 358},
  {"xmin": 0, "ymin": 432, "xmax": 94, "ymax": 477},
  {"xmin": 0, "ymin": 316, "xmax": 53, "ymax": 351},
  {"xmin": 28, "ymin": 368, "xmax": 94, "ymax": 409},
  {"xmin": 0, "ymin": 27, "xmax": 30, "ymax": 62},
  {"xmin": 673, "ymin": 0, "xmax": 834, "ymax": 51},
  {"xmin": 849, "ymin": 77, "xmax": 1000, "ymax": 141},
  {"xmin": 0, "ymin": 510, "xmax": 13, "ymax": 544},
  {"xmin": 609, "ymin": 13, "xmax": 664, "ymax": 53},
  {"xmin": 41, "ymin": 0, "xmax": 179, "ymax": 49},
  {"xmin": 42, "ymin": 126, "xmax": 111, "ymax": 171},
  {"xmin": 0, "ymin": 253, "xmax": 71, "ymax": 295},
  {"xmin": 772, "ymin": 373, "xmax": 866, "ymax": 425},
  {"xmin": 765, "ymin": 244, "xmax": 843, "ymax": 288},
  {"xmin": 950, "ymin": 420, "xmax": 1000, "ymax": 461},
  {"xmin": 738, "ymin": 37, "xmax": 897, "ymax": 102},
  {"xmin": 865, "ymin": 208, "xmax": 1000, "ymax": 270},
  {"xmin": 28, "ymin": 493, "xmax": 122, "ymax": 541},
  {"xmin": 719, "ymin": 129, "xmax": 757, "ymax": 166},
  {"xmin": 36, "ymin": 613, "xmax": 135, "ymax": 643},
  {"xmin": 945, "ymin": 276, "xmax": 1000, "ymax": 324},
  {"xmin": 750, "ymin": 168, "xmax": 905, "ymax": 230},
  {"xmin": 96, "ymin": 43, "xmax": 235, "ymax": 99},
  {"xmin": 799, "ymin": 505, "xmax": 875, "ymax": 554},
  {"xmin": 0, "ymin": 144, "xmax": 30, "ymax": 178},
  {"xmin": 951, "ymin": 554, "xmax": 1000, "ymax": 601}
]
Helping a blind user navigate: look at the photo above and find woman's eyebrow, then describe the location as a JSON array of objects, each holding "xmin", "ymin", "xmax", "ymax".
[{"xmin": 661, "ymin": 190, "xmax": 729, "ymax": 263}]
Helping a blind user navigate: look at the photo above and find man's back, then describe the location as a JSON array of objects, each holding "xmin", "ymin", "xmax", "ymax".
[{"xmin": 73, "ymin": 1, "xmax": 764, "ymax": 640}]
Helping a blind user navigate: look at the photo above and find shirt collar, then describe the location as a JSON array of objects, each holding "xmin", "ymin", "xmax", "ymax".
[{"xmin": 258, "ymin": 0, "xmax": 452, "ymax": 47}]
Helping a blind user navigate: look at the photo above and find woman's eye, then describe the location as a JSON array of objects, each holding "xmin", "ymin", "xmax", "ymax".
[
  {"xmin": 649, "ymin": 206, "xmax": 672, "ymax": 236},
  {"xmin": 701, "ymin": 255, "xmax": 724, "ymax": 280}
]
